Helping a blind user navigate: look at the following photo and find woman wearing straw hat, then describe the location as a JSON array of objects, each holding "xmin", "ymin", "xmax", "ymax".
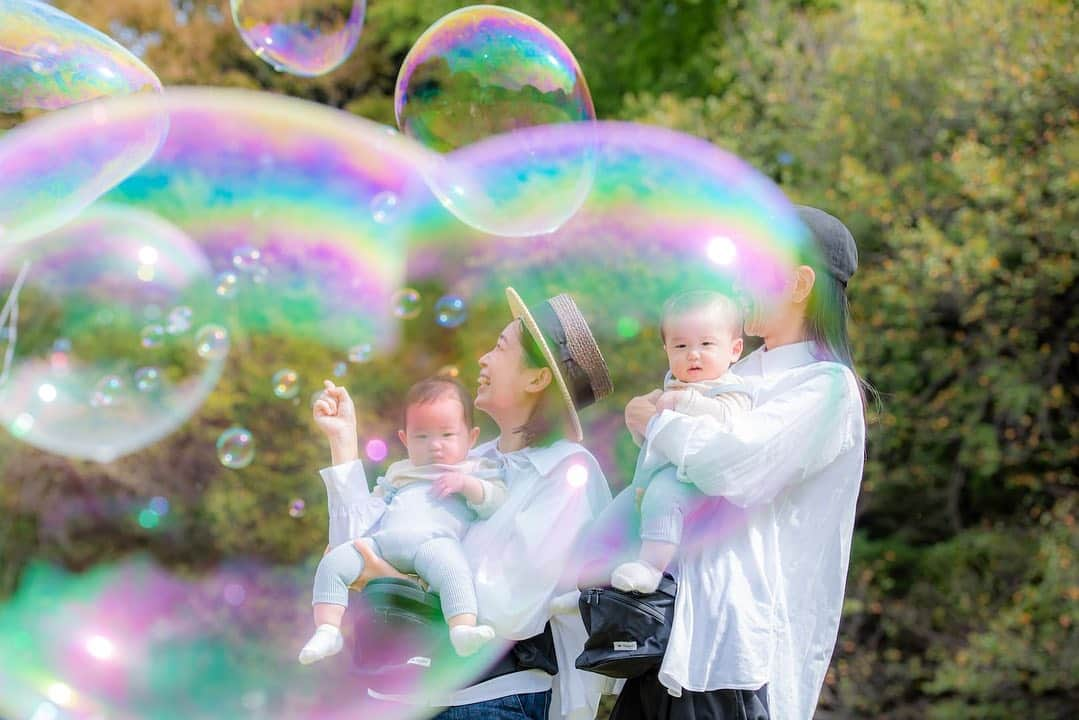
[
  {"xmin": 314, "ymin": 287, "xmax": 614, "ymax": 720},
  {"xmin": 612, "ymin": 207, "xmax": 870, "ymax": 720}
]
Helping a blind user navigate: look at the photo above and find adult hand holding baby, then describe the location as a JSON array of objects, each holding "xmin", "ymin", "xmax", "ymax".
[{"xmin": 625, "ymin": 389, "xmax": 662, "ymax": 445}]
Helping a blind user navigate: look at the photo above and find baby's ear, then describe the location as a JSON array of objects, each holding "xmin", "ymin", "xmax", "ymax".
[
  {"xmin": 397, "ymin": 429, "xmax": 408, "ymax": 448},
  {"xmin": 468, "ymin": 426, "xmax": 481, "ymax": 447},
  {"xmin": 732, "ymin": 336, "xmax": 744, "ymax": 356}
]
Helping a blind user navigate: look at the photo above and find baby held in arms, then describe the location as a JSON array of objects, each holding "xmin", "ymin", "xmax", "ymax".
[
  {"xmin": 613, "ymin": 290, "xmax": 751, "ymax": 593},
  {"xmin": 300, "ymin": 377, "xmax": 506, "ymax": 664}
]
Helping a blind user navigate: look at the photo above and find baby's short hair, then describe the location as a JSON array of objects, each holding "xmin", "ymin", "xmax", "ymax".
[
  {"xmin": 402, "ymin": 376, "xmax": 474, "ymax": 429},
  {"xmin": 660, "ymin": 290, "xmax": 743, "ymax": 342}
]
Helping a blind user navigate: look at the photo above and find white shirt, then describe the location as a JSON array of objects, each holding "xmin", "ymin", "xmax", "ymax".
[
  {"xmin": 646, "ymin": 341, "xmax": 865, "ymax": 719},
  {"xmin": 320, "ymin": 438, "xmax": 612, "ymax": 719}
]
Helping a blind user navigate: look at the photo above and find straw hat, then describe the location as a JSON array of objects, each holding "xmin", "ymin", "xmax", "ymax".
[{"xmin": 505, "ymin": 287, "xmax": 613, "ymax": 443}]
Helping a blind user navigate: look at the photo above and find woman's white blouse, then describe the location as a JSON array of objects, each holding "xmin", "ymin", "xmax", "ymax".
[
  {"xmin": 646, "ymin": 341, "xmax": 865, "ymax": 720},
  {"xmin": 319, "ymin": 438, "xmax": 612, "ymax": 720}
]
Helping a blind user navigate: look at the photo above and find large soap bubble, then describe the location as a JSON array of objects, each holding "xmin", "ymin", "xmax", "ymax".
[
  {"xmin": 396, "ymin": 5, "xmax": 596, "ymax": 237},
  {"xmin": 0, "ymin": 86, "xmax": 168, "ymax": 250},
  {"xmin": 0, "ymin": 0, "xmax": 162, "ymax": 113},
  {"xmin": 0, "ymin": 204, "xmax": 223, "ymax": 463},
  {"xmin": 404, "ymin": 119, "xmax": 813, "ymax": 478},
  {"xmin": 0, "ymin": 559, "xmax": 513, "ymax": 720},
  {"xmin": 230, "ymin": 0, "xmax": 366, "ymax": 76}
]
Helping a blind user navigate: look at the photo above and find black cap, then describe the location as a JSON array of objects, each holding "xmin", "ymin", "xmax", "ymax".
[{"xmin": 795, "ymin": 205, "xmax": 858, "ymax": 287}]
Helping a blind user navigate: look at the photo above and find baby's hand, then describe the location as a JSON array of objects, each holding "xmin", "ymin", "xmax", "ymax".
[
  {"xmin": 655, "ymin": 390, "xmax": 684, "ymax": 413},
  {"xmin": 430, "ymin": 472, "xmax": 469, "ymax": 499}
]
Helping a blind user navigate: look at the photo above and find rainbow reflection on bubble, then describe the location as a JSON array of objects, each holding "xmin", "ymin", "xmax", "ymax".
[
  {"xmin": 396, "ymin": 6, "xmax": 596, "ymax": 237},
  {"xmin": 406, "ymin": 120, "xmax": 812, "ymax": 330},
  {"xmin": 6, "ymin": 88, "xmax": 432, "ymax": 357},
  {"xmin": 0, "ymin": 0, "xmax": 161, "ymax": 113},
  {"xmin": 0, "ymin": 204, "xmax": 223, "ymax": 463},
  {"xmin": 396, "ymin": 5, "xmax": 594, "ymax": 153},
  {"xmin": 0, "ymin": 559, "xmax": 509, "ymax": 720},
  {"xmin": 230, "ymin": 0, "xmax": 366, "ymax": 77}
]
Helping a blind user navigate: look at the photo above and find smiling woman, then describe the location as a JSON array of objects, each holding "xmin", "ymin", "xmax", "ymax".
[{"xmin": 314, "ymin": 287, "xmax": 614, "ymax": 720}]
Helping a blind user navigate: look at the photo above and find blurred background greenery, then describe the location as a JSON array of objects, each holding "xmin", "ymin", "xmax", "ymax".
[{"xmin": 1, "ymin": 1, "xmax": 1076, "ymax": 717}]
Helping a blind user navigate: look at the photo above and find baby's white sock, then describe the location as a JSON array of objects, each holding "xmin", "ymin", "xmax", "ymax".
[
  {"xmin": 449, "ymin": 624, "xmax": 496, "ymax": 657},
  {"xmin": 611, "ymin": 561, "xmax": 663, "ymax": 594},
  {"xmin": 549, "ymin": 589, "xmax": 581, "ymax": 616},
  {"xmin": 298, "ymin": 624, "xmax": 343, "ymax": 665}
]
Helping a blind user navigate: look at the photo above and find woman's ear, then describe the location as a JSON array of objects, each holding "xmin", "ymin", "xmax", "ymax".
[
  {"xmin": 791, "ymin": 265, "xmax": 816, "ymax": 304},
  {"xmin": 526, "ymin": 366, "xmax": 553, "ymax": 394}
]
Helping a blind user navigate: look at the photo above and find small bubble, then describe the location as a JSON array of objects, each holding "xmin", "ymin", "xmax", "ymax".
[
  {"xmin": 140, "ymin": 324, "xmax": 166, "ymax": 349},
  {"xmin": 216, "ymin": 426, "xmax": 255, "ymax": 469},
  {"xmin": 434, "ymin": 295, "xmax": 468, "ymax": 328},
  {"xmin": 371, "ymin": 191, "xmax": 399, "ymax": 224},
  {"xmin": 289, "ymin": 499, "xmax": 306, "ymax": 518},
  {"xmin": 271, "ymin": 368, "xmax": 300, "ymax": 399},
  {"xmin": 391, "ymin": 288, "xmax": 421, "ymax": 320},
  {"xmin": 166, "ymin": 306, "xmax": 193, "ymax": 334},
  {"xmin": 195, "ymin": 324, "xmax": 229, "ymax": 360}
]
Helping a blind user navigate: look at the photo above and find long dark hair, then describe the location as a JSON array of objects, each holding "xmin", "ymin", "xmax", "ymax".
[
  {"xmin": 803, "ymin": 266, "xmax": 877, "ymax": 421},
  {"xmin": 514, "ymin": 319, "xmax": 567, "ymax": 447}
]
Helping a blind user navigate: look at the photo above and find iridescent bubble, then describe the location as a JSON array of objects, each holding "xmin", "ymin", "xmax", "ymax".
[
  {"xmin": 140, "ymin": 323, "xmax": 165, "ymax": 349},
  {"xmin": 271, "ymin": 368, "xmax": 299, "ymax": 399},
  {"xmin": 391, "ymin": 288, "xmax": 421, "ymax": 320},
  {"xmin": 396, "ymin": 5, "xmax": 595, "ymax": 237},
  {"xmin": 370, "ymin": 190, "xmax": 398, "ymax": 224},
  {"xmin": 0, "ymin": 3, "xmax": 166, "ymax": 249},
  {"xmin": 436, "ymin": 365, "xmax": 459, "ymax": 378},
  {"xmin": 616, "ymin": 316, "xmax": 641, "ymax": 339},
  {"xmin": 214, "ymin": 270, "xmax": 239, "ymax": 298},
  {"xmin": 434, "ymin": 295, "xmax": 467, "ymax": 328},
  {"xmin": 195, "ymin": 324, "xmax": 230, "ymax": 360},
  {"xmin": 0, "ymin": 204, "xmax": 223, "ymax": 463},
  {"xmin": 166, "ymin": 305, "xmax": 193, "ymax": 334},
  {"xmin": 216, "ymin": 426, "xmax": 255, "ymax": 469},
  {"xmin": 133, "ymin": 366, "xmax": 162, "ymax": 393},
  {"xmin": 288, "ymin": 498, "xmax": 306, "ymax": 518},
  {"xmin": 347, "ymin": 343, "xmax": 373, "ymax": 363},
  {"xmin": 230, "ymin": 0, "xmax": 366, "ymax": 77},
  {"xmin": 332, "ymin": 361, "xmax": 347, "ymax": 377},
  {"xmin": 0, "ymin": 0, "xmax": 161, "ymax": 114},
  {"xmin": 2, "ymin": 88, "xmax": 418, "ymax": 363},
  {"xmin": 231, "ymin": 246, "xmax": 261, "ymax": 273},
  {"xmin": 89, "ymin": 374, "xmax": 125, "ymax": 409}
]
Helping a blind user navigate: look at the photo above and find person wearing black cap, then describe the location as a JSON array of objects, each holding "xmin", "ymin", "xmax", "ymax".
[
  {"xmin": 313, "ymin": 287, "xmax": 614, "ymax": 719},
  {"xmin": 616, "ymin": 206, "xmax": 870, "ymax": 720}
]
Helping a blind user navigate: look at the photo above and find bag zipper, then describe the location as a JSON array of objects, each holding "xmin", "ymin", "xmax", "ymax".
[{"xmin": 587, "ymin": 588, "xmax": 666, "ymax": 624}]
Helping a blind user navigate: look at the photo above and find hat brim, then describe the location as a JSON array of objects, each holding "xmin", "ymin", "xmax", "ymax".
[{"xmin": 505, "ymin": 287, "xmax": 584, "ymax": 443}]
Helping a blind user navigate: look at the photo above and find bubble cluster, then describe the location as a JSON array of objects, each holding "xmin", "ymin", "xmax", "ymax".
[
  {"xmin": 231, "ymin": 0, "xmax": 366, "ymax": 77},
  {"xmin": 391, "ymin": 288, "xmax": 422, "ymax": 320}
]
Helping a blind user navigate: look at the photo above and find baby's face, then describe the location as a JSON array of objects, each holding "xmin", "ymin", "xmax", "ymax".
[
  {"xmin": 663, "ymin": 308, "xmax": 742, "ymax": 383},
  {"xmin": 399, "ymin": 396, "xmax": 476, "ymax": 466}
]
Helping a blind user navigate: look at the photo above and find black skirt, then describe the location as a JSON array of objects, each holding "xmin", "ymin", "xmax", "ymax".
[{"xmin": 610, "ymin": 669, "xmax": 769, "ymax": 720}]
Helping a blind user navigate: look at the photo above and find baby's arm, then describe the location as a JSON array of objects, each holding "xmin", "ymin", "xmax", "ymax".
[
  {"xmin": 657, "ymin": 388, "xmax": 751, "ymax": 431},
  {"xmin": 430, "ymin": 462, "xmax": 507, "ymax": 518}
]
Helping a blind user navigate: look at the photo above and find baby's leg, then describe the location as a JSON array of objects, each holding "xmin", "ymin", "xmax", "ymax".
[
  {"xmin": 300, "ymin": 539, "xmax": 374, "ymax": 665},
  {"xmin": 414, "ymin": 537, "xmax": 495, "ymax": 656},
  {"xmin": 612, "ymin": 468, "xmax": 697, "ymax": 593}
]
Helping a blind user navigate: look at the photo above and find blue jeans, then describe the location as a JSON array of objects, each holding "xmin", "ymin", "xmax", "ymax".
[{"xmin": 431, "ymin": 691, "xmax": 552, "ymax": 720}]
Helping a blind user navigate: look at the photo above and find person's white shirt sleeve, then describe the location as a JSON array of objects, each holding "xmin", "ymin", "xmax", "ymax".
[
  {"xmin": 319, "ymin": 459, "xmax": 387, "ymax": 547},
  {"xmin": 649, "ymin": 365, "xmax": 859, "ymax": 507}
]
